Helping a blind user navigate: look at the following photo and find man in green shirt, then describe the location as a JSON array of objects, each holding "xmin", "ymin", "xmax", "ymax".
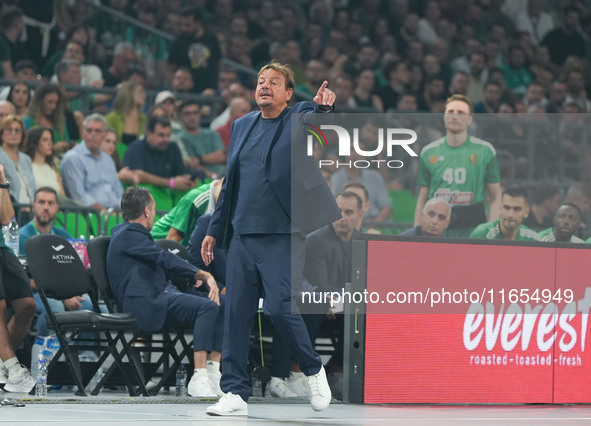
[
  {"xmin": 539, "ymin": 203, "xmax": 584, "ymax": 243},
  {"xmin": 177, "ymin": 99, "xmax": 226, "ymax": 178},
  {"xmin": 470, "ymin": 185, "xmax": 540, "ymax": 241},
  {"xmin": 414, "ymin": 94, "xmax": 502, "ymax": 237},
  {"xmin": 151, "ymin": 179, "xmax": 222, "ymax": 246}
]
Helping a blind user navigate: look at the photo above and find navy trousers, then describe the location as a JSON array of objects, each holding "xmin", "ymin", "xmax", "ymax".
[{"xmin": 221, "ymin": 233, "xmax": 322, "ymax": 402}]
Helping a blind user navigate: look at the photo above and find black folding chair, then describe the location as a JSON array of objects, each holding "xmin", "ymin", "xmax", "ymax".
[
  {"xmin": 155, "ymin": 239, "xmax": 189, "ymax": 260},
  {"xmin": 87, "ymin": 236, "xmax": 194, "ymax": 395},
  {"xmin": 26, "ymin": 234, "xmax": 148, "ymax": 396}
]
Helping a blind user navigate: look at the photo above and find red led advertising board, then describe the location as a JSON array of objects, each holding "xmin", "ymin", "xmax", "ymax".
[{"xmin": 362, "ymin": 240, "xmax": 591, "ymax": 403}]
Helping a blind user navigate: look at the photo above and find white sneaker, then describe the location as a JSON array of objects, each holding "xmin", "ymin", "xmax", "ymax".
[
  {"xmin": 266, "ymin": 377, "xmax": 298, "ymax": 398},
  {"xmin": 187, "ymin": 374, "xmax": 217, "ymax": 398},
  {"xmin": 286, "ymin": 371, "xmax": 308, "ymax": 396},
  {"xmin": 4, "ymin": 364, "xmax": 36, "ymax": 394},
  {"xmin": 206, "ymin": 392, "xmax": 248, "ymax": 416},
  {"xmin": 206, "ymin": 362, "xmax": 223, "ymax": 397},
  {"xmin": 306, "ymin": 366, "xmax": 331, "ymax": 411},
  {"xmin": 0, "ymin": 365, "xmax": 8, "ymax": 389}
]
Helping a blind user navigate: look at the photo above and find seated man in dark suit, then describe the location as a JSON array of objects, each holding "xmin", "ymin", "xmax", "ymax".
[
  {"xmin": 400, "ymin": 197, "xmax": 451, "ymax": 237},
  {"xmin": 107, "ymin": 187, "xmax": 224, "ymax": 397},
  {"xmin": 187, "ymin": 214, "xmax": 226, "ymax": 290}
]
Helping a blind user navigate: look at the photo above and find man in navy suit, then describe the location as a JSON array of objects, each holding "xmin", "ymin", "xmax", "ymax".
[
  {"xmin": 107, "ymin": 187, "xmax": 224, "ymax": 397},
  {"xmin": 203, "ymin": 61, "xmax": 340, "ymax": 416}
]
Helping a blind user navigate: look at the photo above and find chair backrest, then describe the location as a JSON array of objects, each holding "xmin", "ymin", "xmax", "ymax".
[
  {"xmin": 25, "ymin": 234, "xmax": 91, "ymax": 299},
  {"xmin": 86, "ymin": 236, "xmax": 117, "ymax": 313},
  {"xmin": 155, "ymin": 239, "xmax": 188, "ymax": 260}
]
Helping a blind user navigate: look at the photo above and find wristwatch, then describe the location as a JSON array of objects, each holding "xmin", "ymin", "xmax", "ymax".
[{"xmin": 0, "ymin": 181, "xmax": 9, "ymax": 189}]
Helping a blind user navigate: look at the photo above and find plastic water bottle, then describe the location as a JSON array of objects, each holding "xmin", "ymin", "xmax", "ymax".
[
  {"xmin": 251, "ymin": 369, "xmax": 263, "ymax": 397},
  {"xmin": 31, "ymin": 336, "xmax": 60, "ymax": 379},
  {"xmin": 175, "ymin": 364, "xmax": 187, "ymax": 397},
  {"xmin": 85, "ymin": 366, "xmax": 105, "ymax": 394},
  {"xmin": 36, "ymin": 359, "xmax": 48, "ymax": 397},
  {"xmin": 4, "ymin": 217, "xmax": 19, "ymax": 255}
]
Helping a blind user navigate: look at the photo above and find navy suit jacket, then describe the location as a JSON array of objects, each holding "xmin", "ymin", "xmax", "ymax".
[
  {"xmin": 107, "ymin": 221, "xmax": 199, "ymax": 331},
  {"xmin": 207, "ymin": 101, "xmax": 340, "ymax": 248}
]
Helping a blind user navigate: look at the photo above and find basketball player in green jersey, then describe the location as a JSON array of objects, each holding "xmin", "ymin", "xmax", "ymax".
[{"xmin": 414, "ymin": 94, "xmax": 502, "ymax": 237}]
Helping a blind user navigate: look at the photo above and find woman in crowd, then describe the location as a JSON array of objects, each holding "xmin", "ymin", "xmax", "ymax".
[
  {"xmin": 23, "ymin": 84, "xmax": 72, "ymax": 154},
  {"xmin": 0, "ymin": 115, "xmax": 35, "ymax": 207},
  {"xmin": 6, "ymin": 81, "xmax": 31, "ymax": 117},
  {"xmin": 100, "ymin": 127, "xmax": 139, "ymax": 184},
  {"xmin": 25, "ymin": 126, "xmax": 77, "ymax": 205},
  {"xmin": 353, "ymin": 68, "xmax": 383, "ymax": 111},
  {"xmin": 105, "ymin": 81, "xmax": 146, "ymax": 145}
]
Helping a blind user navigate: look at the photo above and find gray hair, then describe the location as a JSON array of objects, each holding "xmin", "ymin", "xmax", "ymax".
[
  {"xmin": 55, "ymin": 58, "xmax": 81, "ymax": 78},
  {"xmin": 83, "ymin": 113, "xmax": 107, "ymax": 127},
  {"xmin": 113, "ymin": 41, "xmax": 134, "ymax": 56},
  {"xmin": 423, "ymin": 197, "xmax": 452, "ymax": 220}
]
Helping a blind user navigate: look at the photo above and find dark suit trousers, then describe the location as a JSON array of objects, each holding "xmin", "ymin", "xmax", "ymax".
[{"xmin": 221, "ymin": 233, "xmax": 322, "ymax": 402}]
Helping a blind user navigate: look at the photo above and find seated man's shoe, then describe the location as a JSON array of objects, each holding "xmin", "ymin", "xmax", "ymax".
[
  {"xmin": 267, "ymin": 377, "xmax": 298, "ymax": 398},
  {"xmin": 206, "ymin": 361, "xmax": 223, "ymax": 397},
  {"xmin": 286, "ymin": 371, "xmax": 308, "ymax": 396},
  {"xmin": 0, "ymin": 365, "xmax": 8, "ymax": 390},
  {"xmin": 187, "ymin": 374, "xmax": 216, "ymax": 398},
  {"xmin": 306, "ymin": 366, "xmax": 331, "ymax": 411},
  {"xmin": 206, "ymin": 392, "xmax": 248, "ymax": 416},
  {"xmin": 4, "ymin": 364, "xmax": 36, "ymax": 394}
]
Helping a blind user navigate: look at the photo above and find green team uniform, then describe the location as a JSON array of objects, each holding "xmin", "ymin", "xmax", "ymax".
[
  {"xmin": 469, "ymin": 219, "xmax": 540, "ymax": 241},
  {"xmin": 418, "ymin": 135, "xmax": 500, "ymax": 205},
  {"xmin": 539, "ymin": 227, "xmax": 584, "ymax": 243},
  {"xmin": 150, "ymin": 182, "xmax": 214, "ymax": 246},
  {"xmin": 418, "ymin": 135, "xmax": 500, "ymax": 235}
]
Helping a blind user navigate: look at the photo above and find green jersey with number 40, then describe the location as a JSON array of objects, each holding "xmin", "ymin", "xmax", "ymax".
[{"xmin": 417, "ymin": 135, "xmax": 500, "ymax": 206}]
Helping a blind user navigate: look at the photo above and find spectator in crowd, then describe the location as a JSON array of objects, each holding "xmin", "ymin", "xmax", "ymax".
[
  {"xmin": 171, "ymin": 67, "xmax": 195, "ymax": 93},
  {"xmin": 167, "ymin": 8, "xmax": 222, "ymax": 94},
  {"xmin": 48, "ymin": 40, "xmax": 103, "ymax": 87},
  {"xmin": 523, "ymin": 82, "xmax": 546, "ymax": 108},
  {"xmin": 61, "ymin": 113, "xmax": 123, "ymax": 212},
  {"xmin": 24, "ymin": 84, "xmax": 72, "ymax": 153},
  {"xmin": 539, "ymin": 202, "xmax": 584, "ymax": 243},
  {"xmin": 378, "ymin": 60, "xmax": 410, "ymax": 111},
  {"xmin": 545, "ymin": 80, "xmax": 567, "ymax": 114},
  {"xmin": 18, "ymin": 187, "xmax": 97, "ymax": 338},
  {"xmin": 177, "ymin": 99, "xmax": 226, "ymax": 179},
  {"xmin": 151, "ymin": 179, "xmax": 222, "ymax": 246},
  {"xmin": 153, "ymin": 91, "xmax": 180, "ymax": 133},
  {"xmin": 541, "ymin": 7, "xmax": 586, "ymax": 66},
  {"xmin": 0, "ymin": 163, "xmax": 36, "ymax": 394},
  {"xmin": 400, "ymin": 197, "xmax": 451, "ymax": 237},
  {"xmin": 6, "ymin": 82, "xmax": 31, "ymax": 117},
  {"xmin": 53, "ymin": 59, "xmax": 86, "ymax": 140},
  {"xmin": 448, "ymin": 71, "xmax": 470, "ymax": 96},
  {"xmin": 333, "ymin": 74, "xmax": 356, "ymax": 109},
  {"xmin": 216, "ymin": 97, "xmax": 252, "ymax": 150},
  {"xmin": 331, "ymin": 139, "xmax": 392, "ymax": 222},
  {"xmin": 107, "ymin": 186, "xmax": 223, "ymax": 397},
  {"xmin": 502, "ymin": 44, "xmax": 533, "ymax": 97},
  {"xmin": 296, "ymin": 60, "xmax": 327, "ymax": 99},
  {"xmin": 0, "ymin": 115, "xmax": 35, "ymax": 206},
  {"xmin": 342, "ymin": 181, "xmax": 371, "ymax": 230},
  {"xmin": 414, "ymin": 94, "xmax": 501, "ymax": 237},
  {"xmin": 125, "ymin": 3, "xmax": 167, "ymax": 89},
  {"xmin": 25, "ymin": 127, "xmax": 75, "ymax": 205},
  {"xmin": 564, "ymin": 69, "xmax": 590, "ymax": 112},
  {"xmin": 473, "ymin": 81, "xmax": 502, "ymax": 113},
  {"xmin": 0, "ymin": 101, "xmax": 14, "ymax": 126},
  {"xmin": 450, "ymin": 38, "xmax": 481, "ymax": 75},
  {"xmin": 209, "ymin": 82, "xmax": 250, "ymax": 130},
  {"xmin": 103, "ymin": 42, "xmax": 136, "ymax": 87},
  {"xmin": 522, "ymin": 183, "xmax": 560, "ymax": 231},
  {"xmin": 470, "ymin": 185, "xmax": 540, "ymax": 240},
  {"xmin": 105, "ymin": 81, "xmax": 147, "ymax": 145},
  {"xmin": 0, "ymin": 6, "xmax": 26, "ymax": 80},
  {"xmin": 418, "ymin": 75, "xmax": 447, "ymax": 112},
  {"xmin": 121, "ymin": 115, "xmax": 195, "ymax": 194},
  {"xmin": 100, "ymin": 127, "xmax": 122, "ymax": 171},
  {"xmin": 514, "ymin": 0, "xmax": 554, "ymax": 45},
  {"xmin": 0, "ymin": 60, "xmax": 37, "ymax": 101},
  {"xmin": 466, "ymin": 51, "xmax": 489, "ymax": 103},
  {"xmin": 353, "ymin": 68, "xmax": 383, "ymax": 111}
]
